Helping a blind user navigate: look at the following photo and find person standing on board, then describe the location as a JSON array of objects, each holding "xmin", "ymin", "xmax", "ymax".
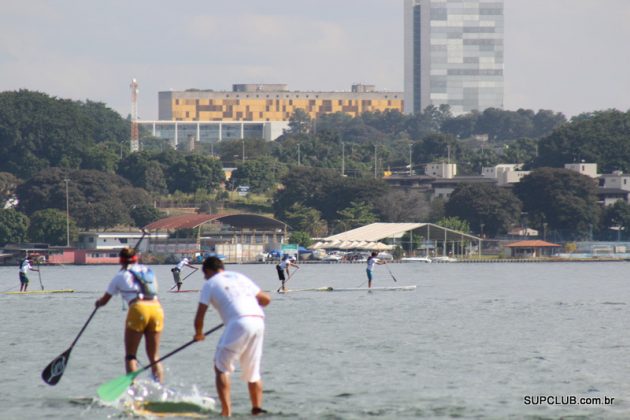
[
  {"xmin": 171, "ymin": 257, "xmax": 195, "ymax": 291},
  {"xmin": 275, "ymin": 255, "xmax": 299, "ymax": 292},
  {"xmin": 194, "ymin": 257, "xmax": 271, "ymax": 417},
  {"xmin": 366, "ymin": 251, "xmax": 386, "ymax": 289},
  {"xmin": 95, "ymin": 248, "xmax": 165, "ymax": 383},
  {"xmin": 19, "ymin": 255, "xmax": 39, "ymax": 292}
]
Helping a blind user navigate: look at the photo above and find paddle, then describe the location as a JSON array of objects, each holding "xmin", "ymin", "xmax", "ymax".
[
  {"xmin": 385, "ymin": 263, "xmax": 398, "ymax": 282},
  {"xmin": 97, "ymin": 323, "xmax": 224, "ymax": 402},
  {"xmin": 41, "ymin": 307, "xmax": 99, "ymax": 385},
  {"xmin": 42, "ymin": 230, "xmax": 148, "ymax": 385},
  {"xmin": 276, "ymin": 267, "xmax": 299, "ymax": 293},
  {"xmin": 169, "ymin": 267, "xmax": 199, "ymax": 291},
  {"xmin": 36, "ymin": 258, "xmax": 44, "ymax": 290}
]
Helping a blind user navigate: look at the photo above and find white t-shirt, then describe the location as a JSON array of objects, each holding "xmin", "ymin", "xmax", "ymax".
[
  {"xmin": 106, "ymin": 264, "xmax": 155, "ymax": 304},
  {"xmin": 199, "ymin": 271, "xmax": 264, "ymax": 325},
  {"xmin": 367, "ymin": 257, "xmax": 379, "ymax": 271},
  {"xmin": 176, "ymin": 258, "xmax": 189, "ymax": 270},
  {"xmin": 19, "ymin": 260, "xmax": 32, "ymax": 274}
]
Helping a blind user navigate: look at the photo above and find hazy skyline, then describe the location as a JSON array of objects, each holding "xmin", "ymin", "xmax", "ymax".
[{"xmin": 1, "ymin": 0, "xmax": 629, "ymax": 119}]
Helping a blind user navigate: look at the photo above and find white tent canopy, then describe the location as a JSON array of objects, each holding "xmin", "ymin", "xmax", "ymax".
[{"xmin": 324, "ymin": 223, "xmax": 480, "ymax": 243}]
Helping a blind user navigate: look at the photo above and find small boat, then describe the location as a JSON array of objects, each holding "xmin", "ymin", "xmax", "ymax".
[
  {"xmin": 431, "ymin": 256, "xmax": 458, "ymax": 263},
  {"xmin": 401, "ymin": 257, "xmax": 432, "ymax": 263},
  {"xmin": 1, "ymin": 289, "xmax": 75, "ymax": 295}
]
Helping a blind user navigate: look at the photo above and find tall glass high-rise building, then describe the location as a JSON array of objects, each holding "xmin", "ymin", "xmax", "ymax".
[{"xmin": 404, "ymin": 0, "xmax": 504, "ymax": 115}]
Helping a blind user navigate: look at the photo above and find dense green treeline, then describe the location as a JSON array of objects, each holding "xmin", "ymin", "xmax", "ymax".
[{"xmin": 1, "ymin": 89, "xmax": 630, "ymax": 244}]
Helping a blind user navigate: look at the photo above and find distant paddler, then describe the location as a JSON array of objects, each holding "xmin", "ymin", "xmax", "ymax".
[
  {"xmin": 171, "ymin": 257, "xmax": 196, "ymax": 292},
  {"xmin": 95, "ymin": 248, "xmax": 165, "ymax": 383},
  {"xmin": 194, "ymin": 257, "xmax": 271, "ymax": 417},
  {"xmin": 366, "ymin": 251, "xmax": 386, "ymax": 289},
  {"xmin": 276, "ymin": 255, "xmax": 299, "ymax": 292},
  {"xmin": 19, "ymin": 254, "xmax": 39, "ymax": 292}
]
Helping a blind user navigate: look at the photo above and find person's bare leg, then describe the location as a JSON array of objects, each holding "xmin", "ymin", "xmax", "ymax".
[
  {"xmin": 248, "ymin": 381, "xmax": 263, "ymax": 411},
  {"xmin": 215, "ymin": 366, "xmax": 231, "ymax": 417},
  {"xmin": 145, "ymin": 330, "xmax": 163, "ymax": 383},
  {"xmin": 124, "ymin": 329, "xmax": 143, "ymax": 374}
]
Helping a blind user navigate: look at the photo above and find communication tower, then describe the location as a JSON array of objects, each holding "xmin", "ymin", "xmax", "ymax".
[{"xmin": 130, "ymin": 78, "xmax": 140, "ymax": 152}]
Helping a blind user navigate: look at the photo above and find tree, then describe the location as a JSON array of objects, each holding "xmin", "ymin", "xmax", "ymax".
[
  {"xmin": 601, "ymin": 201, "xmax": 630, "ymax": 240},
  {"xmin": 437, "ymin": 217, "xmax": 470, "ymax": 233},
  {"xmin": 413, "ymin": 133, "xmax": 459, "ymax": 164},
  {"xmin": 282, "ymin": 203, "xmax": 328, "ymax": 237},
  {"xmin": 336, "ymin": 201, "xmax": 377, "ymax": 232},
  {"xmin": 230, "ymin": 157, "xmax": 286, "ymax": 193},
  {"xmin": 0, "ymin": 172, "xmax": 20, "ymax": 207},
  {"xmin": 288, "ymin": 109, "xmax": 312, "ymax": 135},
  {"xmin": 445, "ymin": 183, "xmax": 522, "ymax": 237},
  {"xmin": 534, "ymin": 110, "xmax": 630, "ymax": 172},
  {"xmin": 501, "ymin": 138, "xmax": 538, "ymax": 166},
  {"xmin": 273, "ymin": 167, "xmax": 389, "ymax": 224},
  {"xmin": 375, "ymin": 190, "xmax": 431, "ymax": 222},
  {"xmin": 216, "ymin": 139, "xmax": 271, "ymax": 166},
  {"xmin": 0, "ymin": 90, "xmax": 128, "ymax": 179},
  {"xmin": 117, "ymin": 152, "xmax": 168, "ymax": 194},
  {"xmin": 289, "ymin": 231, "xmax": 312, "ymax": 248},
  {"xmin": 166, "ymin": 154, "xmax": 224, "ymax": 193},
  {"xmin": 0, "ymin": 208, "xmax": 29, "ymax": 244},
  {"xmin": 130, "ymin": 205, "xmax": 165, "ymax": 228},
  {"xmin": 28, "ymin": 209, "xmax": 77, "ymax": 246},
  {"xmin": 16, "ymin": 168, "xmax": 142, "ymax": 229},
  {"xmin": 514, "ymin": 168, "xmax": 600, "ymax": 240}
]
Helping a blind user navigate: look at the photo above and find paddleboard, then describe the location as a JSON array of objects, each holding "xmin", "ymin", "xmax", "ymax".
[
  {"xmin": 168, "ymin": 290, "xmax": 199, "ymax": 293},
  {"xmin": 280, "ymin": 286, "xmax": 416, "ymax": 293},
  {"xmin": 130, "ymin": 400, "xmax": 215, "ymax": 418},
  {"xmin": 1, "ymin": 289, "xmax": 75, "ymax": 295}
]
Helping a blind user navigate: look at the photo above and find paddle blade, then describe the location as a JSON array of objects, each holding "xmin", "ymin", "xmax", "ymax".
[
  {"xmin": 97, "ymin": 371, "xmax": 140, "ymax": 402},
  {"xmin": 41, "ymin": 349, "xmax": 71, "ymax": 385}
]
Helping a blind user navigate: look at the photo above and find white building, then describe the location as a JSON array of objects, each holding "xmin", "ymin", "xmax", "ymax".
[
  {"xmin": 482, "ymin": 164, "xmax": 530, "ymax": 186},
  {"xmin": 404, "ymin": 0, "xmax": 504, "ymax": 115},
  {"xmin": 564, "ymin": 163, "xmax": 598, "ymax": 178},
  {"xmin": 425, "ymin": 163, "xmax": 457, "ymax": 179},
  {"xmin": 77, "ymin": 232, "xmax": 168, "ymax": 253}
]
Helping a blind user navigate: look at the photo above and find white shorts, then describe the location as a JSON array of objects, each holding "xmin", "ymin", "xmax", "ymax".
[{"xmin": 215, "ymin": 316, "xmax": 265, "ymax": 383}]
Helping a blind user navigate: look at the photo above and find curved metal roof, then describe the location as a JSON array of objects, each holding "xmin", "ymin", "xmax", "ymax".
[{"xmin": 144, "ymin": 213, "xmax": 288, "ymax": 231}]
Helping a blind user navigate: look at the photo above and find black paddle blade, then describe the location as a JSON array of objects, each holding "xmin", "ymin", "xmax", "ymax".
[{"xmin": 42, "ymin": 349, "xmax": 71, "ymax": 385}]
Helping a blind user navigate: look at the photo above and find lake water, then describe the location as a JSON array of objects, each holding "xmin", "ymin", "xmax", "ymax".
[{"xmin": 2, "ymin": 262, "xmax": 630, "ymax": 419}]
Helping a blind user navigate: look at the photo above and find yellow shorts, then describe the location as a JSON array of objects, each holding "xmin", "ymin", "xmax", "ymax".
[{"xmin": 126, "ymin": 300, "xmax": 164, "ymax": 333}]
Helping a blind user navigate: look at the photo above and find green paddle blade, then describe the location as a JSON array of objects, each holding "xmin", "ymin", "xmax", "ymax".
[{"xmin": 97, "ymin": 370, "xmax": 141, "ymax": 402}]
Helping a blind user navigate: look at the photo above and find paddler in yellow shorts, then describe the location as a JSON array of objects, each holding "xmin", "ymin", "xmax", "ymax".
[{"xmin": 95, "ymin": 248, "xmax": 164, "ymax": 383}]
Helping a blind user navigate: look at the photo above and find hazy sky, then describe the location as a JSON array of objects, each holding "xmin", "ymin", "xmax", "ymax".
[{"xmin": 1, "ymin": 0, "xmax": 629, "ymax": 119}]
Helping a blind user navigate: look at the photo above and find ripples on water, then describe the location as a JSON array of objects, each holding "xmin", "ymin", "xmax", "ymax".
[{"xmin": 1, "ymin": 262, "xmax": 630, "ymax": 419}]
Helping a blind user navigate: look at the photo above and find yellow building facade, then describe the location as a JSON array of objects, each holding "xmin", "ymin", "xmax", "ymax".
[{"xmin": 159, "ymin": 84, "xmax": 404, "ymax": 122}]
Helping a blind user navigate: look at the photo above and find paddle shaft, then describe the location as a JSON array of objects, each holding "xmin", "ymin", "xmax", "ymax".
[
  {"xmin": 385, "ymin": 264, "xmax": 398, "ymax": 282},
  {"xmin": 135, "ymin": 323, "xmax": 224, "ymax": 376},
  {"xmin": 277, "ymin": 267, "xmax": 299, "ymax": 292},
  {"xmin": 37, "ymin": 260, "xmax": 44, "ymax": 290},
  {"xmin": 169, "ymin": 267, "xmax": 199, "ymax": 291},
  {"xmin": 70, "ymin": 307, "xmax": 99, "ymax": 349}
]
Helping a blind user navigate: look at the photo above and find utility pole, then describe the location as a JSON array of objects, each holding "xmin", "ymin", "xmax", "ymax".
[
  {"xmin": 64, "ymin": 178, "xmax": 70, "ymax": 247},
  {"xmin": 374, "ymin": 144, "xmax": 377, "ymax": 179},
  {"xmin": 341, "ymin": 142, "xmax": 345, "ymax": 176},
  {"xmin": 297, "ymin": 143, "xmax": 301, "ymax": 166},
  {"xmin": 241, "ymin": 140, "xmax": 245, "ymax": 163},
  {"xmin": 409, "ymin": 143, "xmax": 413, "ymax": 176}
]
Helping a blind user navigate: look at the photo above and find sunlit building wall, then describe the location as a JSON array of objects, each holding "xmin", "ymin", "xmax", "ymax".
[
  {"xmin": 159, "ymin": 84, "xmax": 404, "ymax": 122},
  {"xmin": 404, "ymin": 0, "xmax": 504, "ymax": 115}
]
